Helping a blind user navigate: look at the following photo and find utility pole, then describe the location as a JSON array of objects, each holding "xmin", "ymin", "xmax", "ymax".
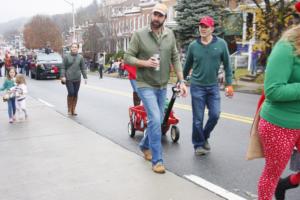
[{"xmin": 64, "ymin": 0, "xmax": 76, "ymax": 42}]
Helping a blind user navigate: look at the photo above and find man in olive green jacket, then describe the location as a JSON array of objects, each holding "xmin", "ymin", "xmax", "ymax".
[{"xmin": 124, "ymin": 3, "xmax": 187, "ymax": 174}]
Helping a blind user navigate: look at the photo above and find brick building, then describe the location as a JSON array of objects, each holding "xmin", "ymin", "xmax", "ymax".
[
  {"xmin": 103, "ymin": 0, "xmax": 177, "ymax": 53},
  {"xmin": 98, "ymin": 0, "xmax": 261, "ymax": 53}
]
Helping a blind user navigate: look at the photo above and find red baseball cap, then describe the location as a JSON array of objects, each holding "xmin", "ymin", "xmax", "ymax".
[
  {"xmin": 199, "ymin": 16, "xmax": 214, "ymax": 27},
  {"xmin": 295, "ymin": 2, "xmax": 300, "ymax": 13}
]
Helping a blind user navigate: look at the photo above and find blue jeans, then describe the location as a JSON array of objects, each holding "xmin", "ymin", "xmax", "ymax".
[
  {"xmin": 66, "ymin": 80, "xmax": 81, "ymax": 97},
  {"xmin": 190, "ymin": 84, "xmax": 220, "ymax": 149},
  {"xmin": 7, "ymin": 97, "xmax": 16, "ymax": 119},
  {"xmin": 251, "ymin": 57, "xmax": 258, "ymax": 75},
  {"xmin": 137, "ymin": 87, "xmax": 166, "ymax": 165},
  {"xmin": 129, "ymin": 79, "xmax": 138, "ymax": 92}
]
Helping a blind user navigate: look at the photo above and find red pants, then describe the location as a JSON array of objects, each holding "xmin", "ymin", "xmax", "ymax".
[{"xmin": 258, "ymin": 118, "xmax": 300, "ymax": 200}]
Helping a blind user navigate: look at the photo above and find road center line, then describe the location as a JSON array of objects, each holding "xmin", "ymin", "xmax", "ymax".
[
  {"xmin": 184, "ymin": 174, "xmax": 247, "ymax": 200},
  {"xmin": 84, "ymin": 84, "xmax": 253, "ymax": 124},
  {"xmin": 38, "ymin": 98, "xmax": 54, "ymax": 107}
]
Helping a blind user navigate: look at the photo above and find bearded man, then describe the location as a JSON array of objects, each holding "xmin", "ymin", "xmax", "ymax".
[{"xmin": 124, "ymin": 3, "xmax": 187, "ymax": 174}]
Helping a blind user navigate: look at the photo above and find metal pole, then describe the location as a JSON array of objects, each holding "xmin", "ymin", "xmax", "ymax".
[
  {"xmin": 72, "ymin": 3, "xmax": 76, "ymax": 42},
  {"xmin": 64, "ymin": 0, "xmax": 76, "ymax": 42}
]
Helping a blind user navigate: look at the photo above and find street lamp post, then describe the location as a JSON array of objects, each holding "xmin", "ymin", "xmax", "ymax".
[{"xmin": 64, "ymin": 0, "xmax": 76, "ymax": 43}]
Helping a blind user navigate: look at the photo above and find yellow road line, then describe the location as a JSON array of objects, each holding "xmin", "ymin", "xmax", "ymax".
[
  {"xmin": 85, "ymin": 84, "xmax": 132, "ymax": 97},
  {"xmin": 84, "ymin": 84, "xmax": 253, "ymax": 124}
]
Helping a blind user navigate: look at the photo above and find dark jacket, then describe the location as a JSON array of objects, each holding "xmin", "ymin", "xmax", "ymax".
[{"xmin": 61, "ymin": 53, "xmax": 87, "ymax": 81}]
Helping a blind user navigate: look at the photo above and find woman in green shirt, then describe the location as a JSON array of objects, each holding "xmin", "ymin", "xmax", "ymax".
[
  {"xmin": 257, "ymin": 25, "xmax": 300, "ymax": 200},
  {"xmin": 0, "ymin": 67, "xmax": 17, "ymax": 123}
]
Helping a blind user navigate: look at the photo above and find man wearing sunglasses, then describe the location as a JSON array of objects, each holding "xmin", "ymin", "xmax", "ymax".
[
  {"xmin": 125, "ymin": 3, "xmax": 187, "ymax": 174},
  {"xmin": 183, "ymin": 16, "xmax": 233, "ymax": 156}
]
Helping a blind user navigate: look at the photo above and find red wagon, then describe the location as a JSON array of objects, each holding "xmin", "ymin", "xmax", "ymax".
[{"xmin": 128, "ymin": 87, "xmax": 180, "ymax": 142}]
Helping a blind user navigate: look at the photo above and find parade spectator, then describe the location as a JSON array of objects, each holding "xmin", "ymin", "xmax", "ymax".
[
  {"xmin": 0, "ymin": 67, "xmax": 17, "ymax": 123},
  {"xmin": 183, "ymin": 16, "xmax": 233, "ymax": 156},
  {"xmin": 12, "ymin": 56, "xmax": 19, "ymax": 72},
  {"xmin": 108, "ymin": 59, "xmax": 120, "ymax": 74},
  {"xmin": 4, "ymin": 51, "xmax": 12, "ymax": 75},
  {"xmin": 124, "ymin": 63, "xmax": 140, "ymax": 106},
  {"xmin": 251, "ymin": 45, "xmax": 262, "ymax": 76},
  {"xmin": 104, "ymin": 59, "xmax": 113, "ymax": 73},
  {"xmin": 124, "ymin": 3, "xmax": 187, "ymax": 174},
  {"xmin": 18, "ymin": 55, "xmax": 26, "ymax": 74},
  {"xmin": 98, "ymin": 53, "xmax": 104, "ymax": 79},
  {"xmin": 25, "ymin": 56, "xmax": 32, "ymax": 76},
  {"xmin": 0, "ymin": 59, "xmax": 4, "ymax": 77},
  {"xmin": 257, "ymin": 24, "xmax": 300, "ymax": 200},
  {"xmin": 60, "ymin": 43, "xmax": 87, "ymax": 116},
  {"xmin": 118, "ymin": 59, "xmax": 125, "ymax": 78}
]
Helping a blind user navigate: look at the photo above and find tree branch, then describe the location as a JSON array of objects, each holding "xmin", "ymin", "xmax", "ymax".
[{"xmin": 252, "ymin": 0, "xmax": 264, "ymax": 13}]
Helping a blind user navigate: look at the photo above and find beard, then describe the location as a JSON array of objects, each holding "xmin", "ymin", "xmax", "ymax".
[{"xmin": 151, "ymin": 20, "xmax": 164, "ymax": 29}]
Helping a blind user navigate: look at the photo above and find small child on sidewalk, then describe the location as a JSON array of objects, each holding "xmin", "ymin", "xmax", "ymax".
[
  {"xmin": 0, "ymin": 67, "xmax": 17, "ymax": 123},
  {"xmin": 13, "ymin": 74, "xmax": 28, "ymax": 120}
]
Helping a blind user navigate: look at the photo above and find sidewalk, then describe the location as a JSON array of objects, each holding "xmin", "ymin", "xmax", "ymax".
[
  {"xmin": 233, "ymin": 80, "xmax": 263, "ymax": 95},
  {"xmin": 0, "ymin": 96, "xmax": 225, "ymax": 200}
]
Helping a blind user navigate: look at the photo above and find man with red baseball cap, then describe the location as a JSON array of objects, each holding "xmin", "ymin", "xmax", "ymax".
[
  {"xmin": 199, "ymin": 16, "xmax": 215, "ymax": 27},
  {"xmin": 183, "ymin": 16, "xmax": 233, "ymax": 156}
]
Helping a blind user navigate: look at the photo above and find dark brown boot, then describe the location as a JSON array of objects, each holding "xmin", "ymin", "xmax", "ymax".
[
  {"xmin": 133, "ymin": 92, "xmax": 141, "ymax": 106},
  {"xmin": 67, "ymin": 96, "xmax": 72, "ymax": 115},
  {"xmin": 275, "ymin": 176, "xmax": 299, "ymax": 200},
  {"xmin": 71, "ymin": 96, "xmax": 78, "ymax": 116}
]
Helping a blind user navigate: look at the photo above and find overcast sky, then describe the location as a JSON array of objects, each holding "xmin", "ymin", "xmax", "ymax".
[{"xmin": 0, "ymin": 0, "xmax": 98, "ymax": 23}]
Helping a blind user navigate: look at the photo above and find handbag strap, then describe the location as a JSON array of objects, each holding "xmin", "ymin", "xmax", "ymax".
[{"xmin": 256, "ymin": 90, "xmax": 265, "ymax": 113}]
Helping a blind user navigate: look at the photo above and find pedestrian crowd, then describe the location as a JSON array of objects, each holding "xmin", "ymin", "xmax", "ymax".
[
  {"xmin": 0, "ymin": 51, "xmax": 33, "ymax": 77},
  {"xmin": 0, "ymin": 2, "xmax": 299, "ymax": 200}
]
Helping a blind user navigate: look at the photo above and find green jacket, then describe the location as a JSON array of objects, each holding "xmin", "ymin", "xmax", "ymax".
[
  {"xmin": 260, "ymin": 40, "xmax": 300, "ymax": 129},
  {"xmin": 124, "ymin": 26, "xmax": 182, "ymax": 88},
  {"xmin": 183, "ymin": 36, "xmax": 232, "ymax": 86},
  {"xmin": 61, "ymin": 53, "xmax": 87, "ymax": 81},
  {"xmin": 0, "ymin": 79, "xmax": 15, "ymax": 91}
]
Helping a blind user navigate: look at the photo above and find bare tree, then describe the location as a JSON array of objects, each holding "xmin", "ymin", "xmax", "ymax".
[
  {"xmin": 82, "ymin": 23, "xmax": 102, "ymax": 70},
  {"xmin": 23, "ymin": 15, "xmax": 62, "ymax": 52}
]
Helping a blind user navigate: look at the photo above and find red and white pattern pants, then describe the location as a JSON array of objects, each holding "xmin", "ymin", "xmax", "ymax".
[{"xmin": 258, "ymin": 118, "xmax": 300, "ymax": 200}]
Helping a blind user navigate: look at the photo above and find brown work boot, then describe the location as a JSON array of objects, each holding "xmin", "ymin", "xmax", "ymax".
[
  {"xmin": 71, "ymin": 97, "xmax": 78, "ymax": 116},
  {"xmin": 141, "ymin": 149, "xmax": 152, "ymax": 161},
  {"xmin": 67, "ymin": 96, "xmax": 72, "ymax": 115},
  {"xmin": 152, "ymin": 162, "xmax": 165, "ymax": 174}
]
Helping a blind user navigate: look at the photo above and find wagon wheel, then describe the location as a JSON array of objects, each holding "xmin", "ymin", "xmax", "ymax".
[
  {"xmin": 170, "ymin": 125, "xmax": 180, "ymax": 143},
  {"xmin": 128, "ymin": 121, "xmax": 135, "ymax": 137}
]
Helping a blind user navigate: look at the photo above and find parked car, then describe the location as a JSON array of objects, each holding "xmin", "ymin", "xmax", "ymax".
[{"xmin": 30, "ymin": 52, "xmax": 62, "ymax": 80}]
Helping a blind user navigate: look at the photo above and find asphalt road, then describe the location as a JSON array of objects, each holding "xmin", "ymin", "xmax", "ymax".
[{"xmin": 22, "ymin": 74, "xmax": 299, "ymax": 200}]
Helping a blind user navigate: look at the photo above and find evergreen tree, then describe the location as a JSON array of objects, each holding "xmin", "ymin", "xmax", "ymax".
[{"xmin": 175, "ymin": 0, "xmax": 225, "ymax": 47}]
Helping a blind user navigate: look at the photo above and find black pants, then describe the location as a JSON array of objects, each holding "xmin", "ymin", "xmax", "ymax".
[
  {"xmin": 66, "ymin": 80, "xmax": 81, "ymax": 97},
  {"xmin": 99, "ymin": 64, "xmax": 103, "ymax": 78}
]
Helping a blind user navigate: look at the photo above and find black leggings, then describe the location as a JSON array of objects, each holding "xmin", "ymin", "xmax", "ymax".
[{"xmin": 66, "ymin": 80, "xmax": 81, "ymax": 97}]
